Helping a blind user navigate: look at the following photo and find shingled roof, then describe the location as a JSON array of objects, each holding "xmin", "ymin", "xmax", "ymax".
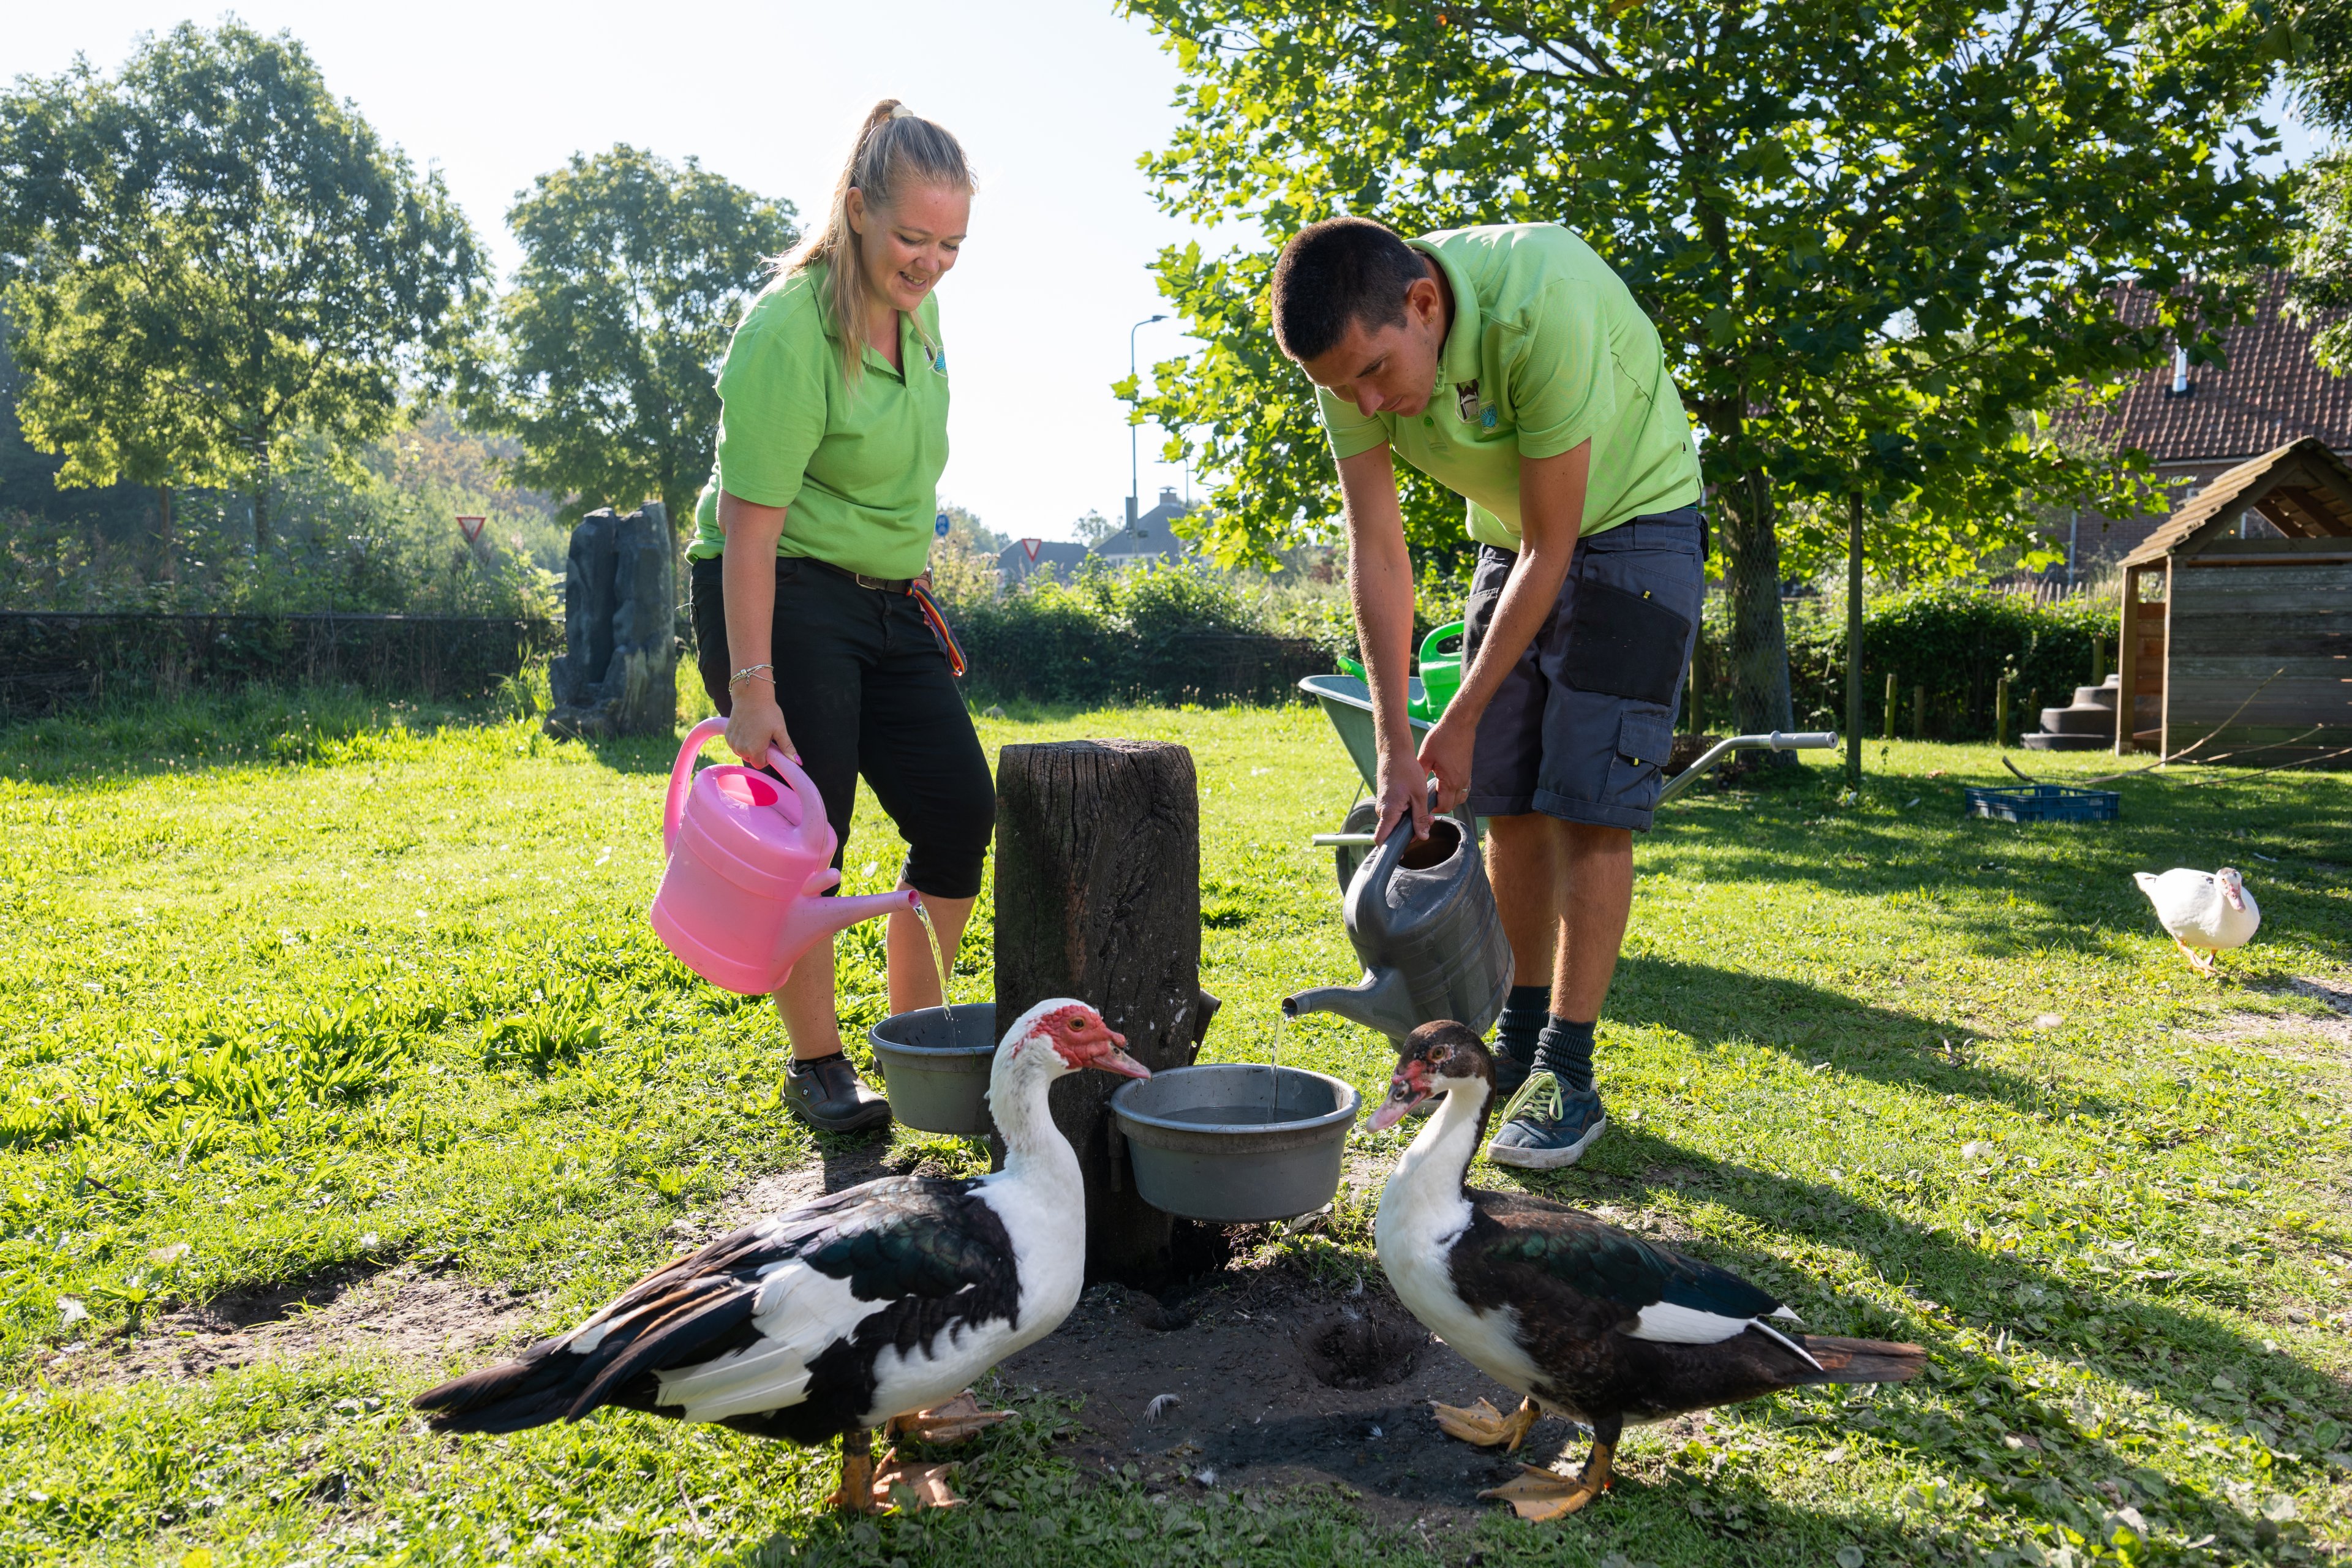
[
  {"xmin": 2120, "ymin": 435, "xmax": 2352, "ymax": 566},
  {"xmin": 2091, "ymin": 271, "xmax": 2352, "ymax": 466}
]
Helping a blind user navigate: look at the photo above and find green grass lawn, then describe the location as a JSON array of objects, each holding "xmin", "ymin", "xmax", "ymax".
[{"xmin": 1, "ymin": 687, "xmax": 2347, "ymax": 1567}]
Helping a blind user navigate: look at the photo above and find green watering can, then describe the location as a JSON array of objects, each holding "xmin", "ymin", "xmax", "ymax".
[{"xmin": 1336, "ymin": 622, "xmax": 1465, "ymax": 723}]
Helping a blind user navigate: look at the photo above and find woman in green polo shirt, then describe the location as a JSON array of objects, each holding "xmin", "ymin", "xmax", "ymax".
[{"xmin": 686, "ymin": 100, "xmax": 992, "ymax": 1133}]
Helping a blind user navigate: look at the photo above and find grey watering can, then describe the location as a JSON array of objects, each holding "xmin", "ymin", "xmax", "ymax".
[{"xmin": 1282, "ymin": 808, "xmax": 1512, "ymax": 1042}]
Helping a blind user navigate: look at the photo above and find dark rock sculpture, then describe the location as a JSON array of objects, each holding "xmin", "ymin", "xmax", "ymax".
[{"xmin": 546, "ymin": 503, "xmax": 676, "ymax": 739}]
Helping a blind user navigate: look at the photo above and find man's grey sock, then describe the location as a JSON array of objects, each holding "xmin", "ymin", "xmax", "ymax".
[
  {"xmin": 1494, "ymin": 984, "xmax": 1552, "ymax": 1065},
  {"xmin": 1532, "ymin": 1016, "xmax": 1598, "ymax": 1095}
]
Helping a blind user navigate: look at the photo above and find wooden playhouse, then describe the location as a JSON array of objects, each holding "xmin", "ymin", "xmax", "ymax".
[{"xmin": 2114, "ymin": 435, "xmax": 2352, "ymax": 759}]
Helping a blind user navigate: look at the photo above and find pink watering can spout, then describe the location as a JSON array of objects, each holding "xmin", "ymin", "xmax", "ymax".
[{"xmin": 650, "ymin": 718, "xmax": 914, "ymax": 995}]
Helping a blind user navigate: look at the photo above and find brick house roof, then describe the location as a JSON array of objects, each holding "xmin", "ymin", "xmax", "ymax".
[
  {"xmin": 2090, "ymin": 271, "xmax": 2352, "ymax": 467},
  {"xmin": 2120, "ymin": 436, "xmax": 2352, "ymax": 565}
]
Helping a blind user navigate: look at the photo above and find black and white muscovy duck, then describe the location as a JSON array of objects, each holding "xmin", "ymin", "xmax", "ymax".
[
  {"xmin": 412, "ymin": 998, "xmax": 1147, "ymax": 1512},
  {"xmin": 1370, "ymin": 1022, "xmax": 1927, "ymax": 1520}
]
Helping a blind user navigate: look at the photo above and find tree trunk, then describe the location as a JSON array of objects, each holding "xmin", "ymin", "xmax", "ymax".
[
  {"xmin": 1845, "ymin": 491, "xmax": 1863, "ymax": 786},
  {"xmin": 993, "ymin": 739, "xmax": 1218, "ymax": 1287},
  {"xmin": 1716, "ymin": 466, "xmax": 1795, "ymax": 758},
  {"xmin": 157, "ymin": 484, "xmax": 176, "ymax": 585},
  {"xmin": 252, "ymin": 474, "xmax": 269, "ymax": 556}
]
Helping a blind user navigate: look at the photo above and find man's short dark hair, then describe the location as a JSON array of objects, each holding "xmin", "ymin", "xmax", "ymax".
[{"xmin": 1271, "ymin": 216, "xmax": 1428, "ymax": 363}]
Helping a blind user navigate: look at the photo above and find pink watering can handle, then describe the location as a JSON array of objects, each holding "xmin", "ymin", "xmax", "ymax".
[
  {"xmin": 661, "ymin": 717, "xmax": 837, "ymax": 862},
  {"xmin": 665, "ymin": 718, "xmax": 729, "ymax": 853},
  {"xmin": 764, "ymin": 745, "xmax": 837, "ymax": 863}
]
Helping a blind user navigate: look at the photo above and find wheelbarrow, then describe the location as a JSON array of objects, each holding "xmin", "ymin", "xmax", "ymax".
[{"xmin": 1299, "ymin": 673, "xmax": 1836, "ymax": 887}]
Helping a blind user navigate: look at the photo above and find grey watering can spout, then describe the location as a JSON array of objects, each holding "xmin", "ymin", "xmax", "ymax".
[{"xmin": 1283, "ymin": 967, "xmax": 1415, "ymax": 1042}]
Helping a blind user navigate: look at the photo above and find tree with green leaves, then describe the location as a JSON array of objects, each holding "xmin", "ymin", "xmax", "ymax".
[
  {"xmin": 2291, "ymin": 0, "xmax": 2352, "ymax": 372},
  {"xmin": 458, "ymin": 145, "xmax": 798, "ymax": 534},
  {"xmin": 0, "ymin": 20, "xmax": 483, "ymax": 554},
  {"xmin": 1124, "ymin": 0, "xmax": 2290, "ymax": 737}
]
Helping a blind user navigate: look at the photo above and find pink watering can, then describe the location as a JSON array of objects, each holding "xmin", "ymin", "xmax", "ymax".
[{"xmin": 650, "ymin": 718, "xmax": 914, "ymax": 995}]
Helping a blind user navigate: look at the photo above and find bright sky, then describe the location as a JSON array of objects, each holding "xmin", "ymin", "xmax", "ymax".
[{"xmin": 2, "ymin": 2, "xmax": 1234, "ymax": 543}]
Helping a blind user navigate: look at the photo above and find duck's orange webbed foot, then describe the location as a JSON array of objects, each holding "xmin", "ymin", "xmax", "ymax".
[
  {"xmin": 870, "ymin": 1449, "xmax": 964, "ymax": 1510},
  {"xmin": 1480, "ymin": 1435, "xmax": 1616, "ymax": 1521},
  {"xmin": 1433, "ymin": 1395, "xmax": 1539, "ymax": 1452},
  {"xmin": 884, "ymin": 1391, "xmax": 1011, "ymax": 1444}
]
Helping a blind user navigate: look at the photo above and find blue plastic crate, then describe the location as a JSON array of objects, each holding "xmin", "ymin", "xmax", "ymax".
[{"xmin": 1964, "ymin": 783, "xmax": 2120, "ymax": 823}]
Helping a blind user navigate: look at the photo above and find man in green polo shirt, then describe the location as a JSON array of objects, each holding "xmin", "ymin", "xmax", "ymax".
[{"xmin": 1273, "ymin": 216, "xmax": 1706, "ymax": 1169}]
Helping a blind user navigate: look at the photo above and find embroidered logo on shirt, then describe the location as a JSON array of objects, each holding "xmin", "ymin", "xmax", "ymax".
[{"xmin": 1480, "ymin": 405, "xmax": 1499, "ymax": 429}]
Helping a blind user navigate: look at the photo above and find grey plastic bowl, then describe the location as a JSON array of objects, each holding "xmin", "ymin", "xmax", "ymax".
[
  {"xmin": 868, "ymin": 1003, "xmax": 997, "ymax": 1136},
  {"xmin": 1110, "ymin": 1063, "xmax": 1360, "ymax": 1223}
]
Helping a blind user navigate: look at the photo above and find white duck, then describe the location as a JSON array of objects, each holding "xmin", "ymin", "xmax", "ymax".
[
  {"xmin": 413, "ymin": 999, "xmax": 1147, "ymax": 1512},
  {"xmin": 2134, "ymin": 867, "xmax": 2261, "ymax": 973}
]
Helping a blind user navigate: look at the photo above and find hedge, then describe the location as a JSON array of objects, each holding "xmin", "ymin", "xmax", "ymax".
[
  {"xmin": 949, "ymin": 563, "xmax": 1336, "ymax": 706},
  {"xmin": 0, "ymin": 611, "xmax": 560, "ymax": 717},
  {"xmin": 1688, "ymin": 586, "xmax": 2119, "ymax": 741}
]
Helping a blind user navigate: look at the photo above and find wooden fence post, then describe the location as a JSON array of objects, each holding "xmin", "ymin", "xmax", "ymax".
[
  {"xmin": 1995, "ymin": 675, "xmax": 2010, "ymax": 750},
  {"xmin": 994, "ymin": 739, "xmax": 1217, "ymax": 1285},
  {"xmin": 1882, "ymin": 674, "xmax": 1897, "ymax": 741}
]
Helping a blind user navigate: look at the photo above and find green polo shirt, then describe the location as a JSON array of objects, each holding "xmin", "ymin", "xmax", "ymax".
[
  {"xmin": 687, "ymin": 262, "xmax": 948, "ymax": 580},
  {"xmin": 1316, "ymin": 224, "xmax": 1702, "ymax": 548}
]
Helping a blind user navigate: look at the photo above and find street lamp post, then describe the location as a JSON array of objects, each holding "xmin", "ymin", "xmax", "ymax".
[{"xmin": 1128, "ymin": 314, "xmax": 1167, "ymax": 531}]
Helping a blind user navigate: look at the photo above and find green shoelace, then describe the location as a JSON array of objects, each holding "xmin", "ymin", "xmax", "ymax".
[{"xmin": 1499, "ymin": 1069, "xmax": 1564, "ymax": 1126}]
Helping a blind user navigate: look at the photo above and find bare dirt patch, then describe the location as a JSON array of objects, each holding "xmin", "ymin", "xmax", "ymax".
[
  {"xmin": 53, "ymin": 1264, "xmax": 550, "ymax": 1387},
  {"xmin": 716, "ymin": 1133, "xmax": 897, "ymax": 1231},
  {"xmin": 993, "ymin": 1261, "xmax": 1573, "ymax": 1528},
  {"xmin": 2186, "ymin": 982, "xmax": 2352, "ymax": 1062},
  {"xmin": 2288, "ymin": 974, "xmax": 2352, "ymax": 1016}
]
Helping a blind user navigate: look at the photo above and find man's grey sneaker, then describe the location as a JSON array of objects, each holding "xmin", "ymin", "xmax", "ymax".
[
  {"xmin": 1489, "ymin": 1049, "xmax": 1533, "ymax": 1099},
  {"xmin": 783, "ymin": 1052, "xmax": 892, "ymax": 1134},
  {"xmin": 1485, "ymin": 1071, "xmax": 1606, "ymax": 1169}
]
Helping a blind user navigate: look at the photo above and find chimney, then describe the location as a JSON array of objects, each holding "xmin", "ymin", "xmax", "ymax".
[{"xmin": 2170, "ymin": 345, "xmax": 2190, "ymax": 396}]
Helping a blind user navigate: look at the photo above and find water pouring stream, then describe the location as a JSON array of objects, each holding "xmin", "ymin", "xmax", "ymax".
[
  {"xmin": 911, "ymin": 894, "xmax": 956, "ymax": 1031},
  {"xmin": 1266, "ymin": 1009, "xmax": 1284, "ymax": 1123}
]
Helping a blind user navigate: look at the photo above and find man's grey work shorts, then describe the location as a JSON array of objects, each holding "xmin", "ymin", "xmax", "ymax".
[{"xmin": 1461, "ymin": 505, "xmax": 1706, "ymax": 832}]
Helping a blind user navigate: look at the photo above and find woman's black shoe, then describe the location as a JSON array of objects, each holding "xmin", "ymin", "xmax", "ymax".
[{"xmin": 783, "ymin": 1053, "xmax": 892, "ymax": 1133}]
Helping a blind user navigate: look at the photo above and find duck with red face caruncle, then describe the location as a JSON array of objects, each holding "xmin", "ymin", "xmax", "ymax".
[
  {"xmin": 1370, "ymin": 1020, "xmax": 1928, "ymax": 1520},
  {"xmin": 413, "ymin": 1001, "xmax": 1147, "ymax": 1513}
]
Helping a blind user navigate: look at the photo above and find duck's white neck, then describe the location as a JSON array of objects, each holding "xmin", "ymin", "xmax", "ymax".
[
  {"xmin": 1390, "ymin": 1076, "xmax": 1491, "ymax": 1205},
  {"xmin": 987, "ymin": 1043, "xmax": 1081, "ymax": 1190}
]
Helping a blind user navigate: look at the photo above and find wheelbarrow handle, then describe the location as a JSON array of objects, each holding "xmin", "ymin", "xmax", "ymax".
[{"xmin": 1654, "ymin": 731, "xmax": 1841, "ymax": 805}]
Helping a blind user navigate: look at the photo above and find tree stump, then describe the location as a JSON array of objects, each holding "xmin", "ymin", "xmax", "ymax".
[{"xmin": 994, "ymin": 739, "xmax": 1218, "ymax": 1286}]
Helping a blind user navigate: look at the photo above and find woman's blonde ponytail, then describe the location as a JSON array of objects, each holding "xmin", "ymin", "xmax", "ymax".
[{"xmin": 790, "ymin": 99, "xmax": 973, "ymax": 386}]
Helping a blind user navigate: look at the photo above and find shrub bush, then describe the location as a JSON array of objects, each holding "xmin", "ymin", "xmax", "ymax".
[
  {"xmin": 0, "ymin": 610, "xmax": 559, "ymax": 717},
  {"xmin": 948, "ymin": 559, "xmax": 1338, "ymax": 706},
  {"xmin": 1688, "ymin": 584, "xmax": 2119, "ymax": 740}
]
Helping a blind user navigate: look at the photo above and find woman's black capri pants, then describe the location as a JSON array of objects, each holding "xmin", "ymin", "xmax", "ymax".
[{"xmin": 690, "ymin": 554, "xmax": 994, "ymax": 900}]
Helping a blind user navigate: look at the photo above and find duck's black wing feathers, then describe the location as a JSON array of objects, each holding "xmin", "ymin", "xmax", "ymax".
[
  {"xmin": 413, "ymin": 1175, "xmax": 1019, "ymax": 1439},
  {"xmin": 1459, "ymin": 1188, "xmax": 1785, "ymax": 1331}
]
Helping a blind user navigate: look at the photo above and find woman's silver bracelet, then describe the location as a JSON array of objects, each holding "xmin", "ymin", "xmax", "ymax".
[{"xmin": 728, "ymin": 663, "xmax": 775, "ymax": 690}]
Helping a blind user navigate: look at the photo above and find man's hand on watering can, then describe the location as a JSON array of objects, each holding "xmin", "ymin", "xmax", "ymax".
[
  {"xmin": 1373, "ymin": 742, "xmax": 1436, "ymax": 845},
  {"xmin": 1417, "ymin": 709, "xmax": 1476, "ymax": 816},
  {"xmin": 726, "ymin": 687, "xmax": 799, "ymax": 769}
]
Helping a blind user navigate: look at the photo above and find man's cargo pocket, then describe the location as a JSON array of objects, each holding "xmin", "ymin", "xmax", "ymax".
[
  {"xmin": 1605, "ymin": 709, "xmax": 1676, "ymax": 816},
  {"xmin": 1561, "ymin": 579, "xmax": 1691, "ymax": 705}
]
